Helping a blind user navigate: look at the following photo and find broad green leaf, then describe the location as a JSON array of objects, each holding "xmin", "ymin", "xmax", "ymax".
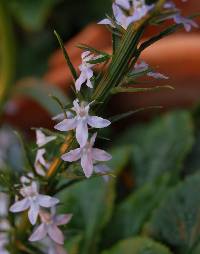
[
  {"xmin": 58, "ymin": 177, "xmax": 115, "ymax": 254},
  {"xmin": 8, "ymin": 0, "xmax": 59, "ymax": 31},
  {"xmin": 117, "ymin": 111, "xmax": 194, "ymax": 187},
  {"xmin": 148, "ymin": 173, "xmax": 200, "ymax": 254},
  {"xmin": 103, "ymin": 174, "xmax": 170, "ymax": 247},
  {"xmin": 12, "ymin": 79, "xmax": 69, "ymax": 116},
  {"xmin": 101, "ymin": 237, "xmax": 173, "ymax": 254}
]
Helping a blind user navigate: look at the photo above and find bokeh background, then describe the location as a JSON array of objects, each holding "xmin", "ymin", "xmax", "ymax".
[{"xmin": 0, "ymin": 0, "xmax": 200, "ymax": 134}]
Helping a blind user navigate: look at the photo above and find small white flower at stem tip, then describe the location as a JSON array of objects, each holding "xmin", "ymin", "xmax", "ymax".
[
  {"xmin": 29, "ymin": 209, "xmax": 72, "ymax": 245},
  {"xmin": 75, "ymin": 51, "xmax": 103, "ymax": 92},
  {"xmin": 173, "ymin": 14, "xmax": 199, "ymax": 32},
  {"xmin": 36, "ymin": 130, "xmax": 56, "ymax": 148},
  {"xmin": 98, "ymin": 1, "xmax": 154, "ymax": 30},
  {"xmin": 54, "ymin": 99, "xmax": 111, "ymax": 147},
  {"xmin": 62, "ymin": 133, "xmax": 112, "ymax": 178},
  {"xmin": 134, "ymin": 61, "xmax": 169, "ymax": 79},
  {"xmin": 34, "ymin": 148, "xmax": 50, "ymax": 176},
  {"xmin": 9, "ymin": 182, "xmax": 59, "ymax": 225}
]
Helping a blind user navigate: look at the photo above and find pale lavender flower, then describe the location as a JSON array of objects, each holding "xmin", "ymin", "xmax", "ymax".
[
  {"xmin": 36, "ymin": 130, "xmax": 56, "ymax": 148},
  {"xmin": 62, "ymin": 133, "xmax": 112, "ymax": 178},
  {"xmin": 34, "ymin": 148, "xmax": 50, "ymax": 176},
  {"xmin": 48, "ymin": 244, "xmax": 68, "ymax": 254},
  {"xmin": 134, "ymin": 61, "xmax": 169, "ymax": 79},
  {"xmin": 10, "ymin": 182, "xmax": 59, "ymax": 225},
  {"xmin": 99, "ymin": 1, "xmax": 154, "ymax": 30},
  {"xmin": 20, "ymin": 173, "xmax": 34, "ymax": 185},
  {"xmin": 173, "ymin": 14, "xmax": 198, "ymax": 32},
  {"xmin": 116, "ymin": 0, "xmax": 131, "ymax": 9},
  {"xmin": 55, "ymin": 100, "xmax": 111, "ymax": 147},
  {"xmin": 29, "ymin": 210, "xmax": 72, "ymax": 245},
  {"xmin": 75, "ymin": 51, "xmax": 102, "ymax": 91}
]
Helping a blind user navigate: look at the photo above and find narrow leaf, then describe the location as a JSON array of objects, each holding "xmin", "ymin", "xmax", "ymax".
[
  {"xmin": 111, "ymin": 85, "xmax": 174, "ymax": 94},
  {"xmin": 54, "ymin": 30, "xmax": 78, "ymax": 80},
  {"xmin": 77, "ymin": 43, "xmax": 110, "ymax": 57},
  {"xmin": 110, "ymin": 106, "xmax": 162, "ymax": 123}
]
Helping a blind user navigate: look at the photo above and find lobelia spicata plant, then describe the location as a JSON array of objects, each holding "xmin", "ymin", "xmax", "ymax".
[{"xmin": 0, "ymin": 0, "xmax": 199, "ymax": 253}]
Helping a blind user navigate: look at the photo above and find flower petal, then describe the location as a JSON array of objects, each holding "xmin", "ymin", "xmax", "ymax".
[
  {"xmin": 116, "ymin": 0, "xmax": 130, "ymax": 10},
  {"xmin": 55, "ymin": 214, "xmax": 73, "ymax": 226},
  {"xmin": 98, "ymin": 18, "xmax": 114, "ymax": 27},
  {"xmin": 75, "ymin": 72, "xmax": 87, "ymax": 91},
  {"xmin": 61, "ymin": 148, "xmax": 81, "ymax": 162},
  {"xmin": 48, "ymin": 225, "xmax": 64, "ymax": 245},
  {"xmin": 88, "ymin": 116, "xmax": 111, "ymax": 128},
  {"xmin": 28, "ymin": 201, "xmax": 40, "ymax": 225},
  {"xmin": 54, "ymin": 118, "xmax": 77, "ymax": 132},
  {"xmin": 76, "ymin": 120, "xmax": 88, "ymax": 147},
  {"xmin": 37, "ymin": 195, "xmax": 59, "ymax": 208},
  {"xmin": 9, "ymin": 198, "xmax": 29, "ymax": 213},
  {"xmin": 29, "ymin": 223, "xmax": 47, "ymax": 242},
  {"xmin": 92, "ymin": 148, "xmax": 112, "ymax": 161},
  {"xmin": 81, "ymin": 152, "xmax": 93, "ymax": 178}
]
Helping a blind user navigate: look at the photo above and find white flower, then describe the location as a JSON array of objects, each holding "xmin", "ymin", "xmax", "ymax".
[
  {"xmin": 9, "ymin": 182, "xmax": 59, "ymax": 225},
  {"xmin": 55, "ymin": 100, "xmax": 111, "ymax": 147},
  {"xmin": 36, "ymin": 130, "xmax": 56, "ymax": 148},
  {"xmin": 134, "ymin": 61, "xmax": 169, "ymax": 79},
  {"xmin": 75, "ymin": 51, "xmax": 102, "ymax": 91},
  {"xmin": 172, "ymin": 14, "xmax": 198, "ymax": 32},
  {"xmin": 34, "ymin": 148, "xmax": 50, "ymax": 176},
  {"xmin": 62, "ymin": 133, "xmax": 112, "ymax": 178},
  {"xmin": 99, "ymin": 1, "xmax": 154, "ymax": 30},
  {"xmin": 29, "ymin": 210, "xmax": 72, "ymax": 245}
]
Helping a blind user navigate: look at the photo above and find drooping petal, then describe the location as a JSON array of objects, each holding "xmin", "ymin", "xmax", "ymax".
[
  {"xmin": 28, "ymin": 201, "xmax": 40, "ymax": 225},
  {"xmin": 116, "ymin": 0, "xmax": 130, "ymax": 10},
  {"xmin": 147, "ymin": 72, "xmax": 169, "ymax": 80},
  {"xmin": 29, "ymin": 223, "xmax": 47, "ymax": 242},
  {"xmin": 55, "ymin": 214, "xmax": 73, "ymax": 226},
  {"xmin": 88, "ymin": 116, "xmax": 111, "ymax": 128},
  {"xmin": 37, "ymin": 195, "xmax": 59, "ymax": 208},
  {"xmin": 98, "ymin": 18, "xmax": 114, "ymax": 27},
  {"xmin": 92, "ymin": 148, "xmax": 112, "ymax": 161},
  {"xmin": 75, "ymin": 72, "xmax": 87, "ymax": 91},
  {"xmin": 81, "ymin": 152, "xmax": 93, "ymax": 178},
  {"xmin": 36, "ymin": 130, "xmax": 56, "ymax": 147},
  {"xmin": 48, "ymin": 224, "xmax": 64, "ymax": 245},
  {"xmin": 54, "ymin": 118, "xmax": 77, "ymax": 132},
  {"xmin": 61, "ymin": 148, "xmax": 81, "ymax": 162},
  {"xmin": 76, "ymin": 120, "xmax": 88, "ymax": 147},
  {"xmin": 9, "ymin": 198, "xmax": 29, "ymax": 213}
]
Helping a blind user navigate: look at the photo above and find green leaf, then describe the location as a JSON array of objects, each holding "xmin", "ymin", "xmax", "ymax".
[
  {"xmin": 109, "ymin": 106, "xmax": 162, "ymax": 124},
  {"xmin": 117, "ymin": 111, "xmax": 194, "ymax": 187},
  {"xmin": 101, "ymin": 237, "xmax": 173, "ymax": 254},
  {"xmin": 12, "ymin": 79, "xmax": 69, "ymax": 116},
  {"xmin": 77, "ymin": 43, "xmax": 110, "ymax": 57},
  {"xmin": 8, "ymin": 0, "xmax": 59, "ymax": 31},
  {"xmin": 103, "ymin": 174, "xmax": 170, "ymax": 247},
  {"xmin": 148, "ymin": 173, "xmax": 200, "ymax": 253},
  {"xmin": 111, "ymin": 85, "xmax": 174, "ymax": 94},
  {"xmin": 87, "ymin": 55, "xmax": 110, "ymax": 65},
  {"xmin": 54, "ymin": 30, "xmax": 78, "ymax": 81},
  {"xmin": 58, "ymin": 177, "xmax": 115, "ymax": 254}
]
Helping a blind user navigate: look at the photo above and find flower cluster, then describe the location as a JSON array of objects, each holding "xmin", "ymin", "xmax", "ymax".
[
  {"xmin": 10, "ymin": 176, "xmax": 72, "ymax": 253},
  {"xmin": 99, "ymin": 0, "xmax": 198, "ymax": 32}
]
